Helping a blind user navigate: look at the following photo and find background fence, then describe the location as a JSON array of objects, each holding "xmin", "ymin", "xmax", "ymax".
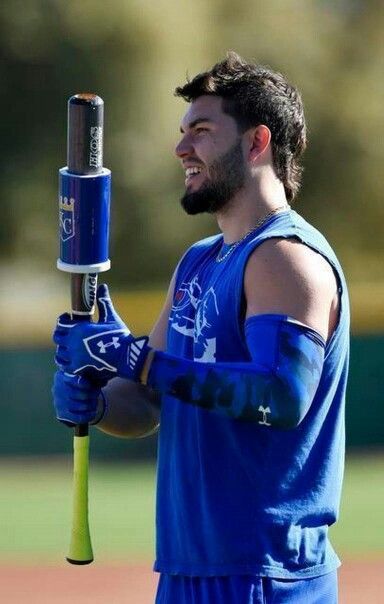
[{"xmin": 0, "ymin": 287, "xmax": 382, "ymax": 457}]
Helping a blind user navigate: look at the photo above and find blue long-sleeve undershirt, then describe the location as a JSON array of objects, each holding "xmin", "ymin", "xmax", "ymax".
[{"xmin": 147, "ymin": 314, "xmax": 325, "ymax": 429}]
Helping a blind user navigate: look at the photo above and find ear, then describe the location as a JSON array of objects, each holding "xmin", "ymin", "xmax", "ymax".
[{"xmin": 248, "ymin": 125, "xmax": 271, "ymax": 162}]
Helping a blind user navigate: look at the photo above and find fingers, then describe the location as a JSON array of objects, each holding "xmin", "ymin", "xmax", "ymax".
[
  {"xmin": 96, "ymin": 283, "xmax": 120, "ymax": 324},
  {"xmin": 54, "ymin": 340, "xmax": 70, "ymax": 368},
  {"xmin": 54, "ymin": 370, "xmax": 97, "ymax": 392},
  {"xmin": 55, "ymin": 354, "xmax": 70, "ymax": 368},
  {"xmin": 53, "ymin": 332, "xmax": 64, "ymax": 346},
  {"xmin": 57, "ymin": 312, "xmax": 75, "ymax": 328},
  {"xmin": 52, "ymin": 371, "xmax": 100, "ymax": 426},
  {"xmin": 53, "ymin": 313, "xmax": 76, "ymax": 344},
  {"xmin": 63, "ymin": 372, "xmax": 100, "ymax": 396}
]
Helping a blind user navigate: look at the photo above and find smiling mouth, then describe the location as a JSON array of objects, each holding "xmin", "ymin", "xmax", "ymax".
[{"xmin": 185, "ymin": 166, "xmax": 203, "ymax": 186}]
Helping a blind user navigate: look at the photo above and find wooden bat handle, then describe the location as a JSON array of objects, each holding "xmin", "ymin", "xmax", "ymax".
[{"xmin": 70, "ymin": 272, "xmax": 98, "ymax": 438}]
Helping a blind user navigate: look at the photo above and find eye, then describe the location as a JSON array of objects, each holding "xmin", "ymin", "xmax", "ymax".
[{"xmin": 195, "ymin": 127, "xmax": 209, "ymax": 134}]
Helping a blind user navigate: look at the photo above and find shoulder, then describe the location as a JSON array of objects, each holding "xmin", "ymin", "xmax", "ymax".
[
  {"xmin": 190, "ymin": 233, "xmax": 222, "ymax": 251},
  {"xmin": 244, "ymin": 237, "xmax": 339, "ymax": 339},
  {"xmin": 245, "ymin": 237, "xmax": 335, "ymax": 284},
  {"xmin": 178, "ymin": 233, "xmax": 221, "ymax": 264}
]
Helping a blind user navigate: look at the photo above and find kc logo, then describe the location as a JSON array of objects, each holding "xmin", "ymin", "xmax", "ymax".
[
  {"xmin": 59, "ymin": 196, "xmax": 75, "ymax": 242},
  {"xmin": 97, "ymin": 337, "xmax": 121, "ymax": 354},
  {"xmin": 258, "ymin": 405, "xmax": 272, "ymax": 426}
]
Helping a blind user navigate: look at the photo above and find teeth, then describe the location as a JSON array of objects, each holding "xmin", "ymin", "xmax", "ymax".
[{"xmin": 185, "ymin": 167, "xmax": 202, "ymax": 176}]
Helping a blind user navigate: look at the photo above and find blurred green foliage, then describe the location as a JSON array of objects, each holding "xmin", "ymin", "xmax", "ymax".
[{"xmin": 0, "ymin": 0, "xmax": 383, "ymax": 286}]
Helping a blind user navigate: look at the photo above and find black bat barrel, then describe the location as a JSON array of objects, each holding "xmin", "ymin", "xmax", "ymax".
[{"xmin": 67, "ymin": 94, "xmax": 104, "ymax": 175}]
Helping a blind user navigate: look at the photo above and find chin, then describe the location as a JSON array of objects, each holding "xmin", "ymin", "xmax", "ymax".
[{"xmin": 186, "ymin": 177, "xmax": 205, "ymax": 192}]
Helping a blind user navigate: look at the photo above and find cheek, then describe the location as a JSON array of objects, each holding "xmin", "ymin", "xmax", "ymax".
[
  {"xmin": 195, "ymin": 135, "xmax": 218, "ymax": 159},
  {"xmin": 200, "ymin": 148, "xmax": 220, "ymax": 173}
]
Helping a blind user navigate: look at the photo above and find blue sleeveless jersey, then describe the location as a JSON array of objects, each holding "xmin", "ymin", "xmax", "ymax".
[{"xmin": 154, "ymin": 209, "xmax": 349, "ymax": 579}]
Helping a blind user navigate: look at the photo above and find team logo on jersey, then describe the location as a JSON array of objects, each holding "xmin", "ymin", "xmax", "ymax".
[
  {"xmin": 171, "ymin": 275, "xmax": 219, "ymax": 363},
  {"xmin": 59, "ymin": 195, "xmax": 75, "ymax": 242}
]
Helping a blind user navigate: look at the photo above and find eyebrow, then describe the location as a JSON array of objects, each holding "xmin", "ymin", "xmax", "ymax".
[{"xmin": 179, "ymin": 117, "xmax": 214, "ymax": 133}]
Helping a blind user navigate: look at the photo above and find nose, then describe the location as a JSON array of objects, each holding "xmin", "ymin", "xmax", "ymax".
[{"xmin": 174, "ymin": 134, "xmax": 193, "ymax": 158}]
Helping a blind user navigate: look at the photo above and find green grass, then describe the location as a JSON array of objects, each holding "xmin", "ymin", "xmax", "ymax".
[
  {"xmin": 329, "ymin": 453, "xmax": 384, "ymax": 555},
  {"xmin": 0, "ymin": 459, "xmax": 156, "ymax": 563},
  {"xmin": 0, "ymin": 454, "xmax": 383, "ymax": 564}
]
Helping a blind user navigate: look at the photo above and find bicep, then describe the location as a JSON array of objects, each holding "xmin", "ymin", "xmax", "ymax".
[{"xmin": 244, "ymin": 238, "xmax": 339, "ymax": 341}]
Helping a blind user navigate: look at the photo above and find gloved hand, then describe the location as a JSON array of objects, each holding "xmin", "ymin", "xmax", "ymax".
[
  {"xmin": 52, "ymin": 370, "xmax": 105, "ymax": 426},
  {"xmin": 53, "ymin": 283, "xmax": 150, "ymax": 382}
]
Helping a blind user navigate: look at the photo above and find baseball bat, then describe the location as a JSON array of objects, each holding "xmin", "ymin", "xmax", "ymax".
[{"xmin": 58, "ymin": 94, "xmax": 111, "ymax": 564}]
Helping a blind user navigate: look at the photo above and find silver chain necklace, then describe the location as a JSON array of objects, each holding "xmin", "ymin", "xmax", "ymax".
[{"xmin": 216, "ymin": 204, "xmax": 290, "ymax": 263}]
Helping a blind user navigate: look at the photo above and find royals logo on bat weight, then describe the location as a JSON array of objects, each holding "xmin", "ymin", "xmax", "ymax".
[{"xmin": 59, "ymin": 195, "xmax": 75, "ymax": 242}]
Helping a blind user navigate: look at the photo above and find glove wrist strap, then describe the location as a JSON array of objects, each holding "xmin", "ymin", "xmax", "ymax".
[{"xmin": 117, "ymin": 336, "xmax": 150, "ymax": 382}]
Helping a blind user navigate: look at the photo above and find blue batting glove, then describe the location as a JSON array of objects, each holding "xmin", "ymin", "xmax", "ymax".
[
  {"xmin": 52, "ymin": 370, "xmax": 104, "ymax": 427},
  {"xmin": 53, "ymin": 283, "xmax": 149, "ymax": 382}
]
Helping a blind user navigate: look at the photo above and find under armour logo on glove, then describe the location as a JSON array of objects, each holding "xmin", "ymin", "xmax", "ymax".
[
  {"xmin": 97, "ymin": 336, "xmax": 121, "ymax": 354},
  {"xmin": 80, "ymin": 329, "xmax": 128, "ymax": 373},
  {"xmin": 53, "ymin": 284, "xmax": 150, "ymax": 383}
]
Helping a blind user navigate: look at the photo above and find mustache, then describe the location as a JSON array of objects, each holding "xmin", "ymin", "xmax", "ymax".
[{"xmin": 182, "ymin": 159, "xmax": 205, "ymax": 168}]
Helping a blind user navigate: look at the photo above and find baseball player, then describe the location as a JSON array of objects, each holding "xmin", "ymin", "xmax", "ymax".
[{"xmin": 53, "ymin": 52, "xmax": 349, "ymax": 603}]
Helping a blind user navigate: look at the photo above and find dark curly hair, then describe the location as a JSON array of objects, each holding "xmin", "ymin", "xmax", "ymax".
[{"xmin": 174, "ymin": 52, "xmax": 307, "ymax": 202}]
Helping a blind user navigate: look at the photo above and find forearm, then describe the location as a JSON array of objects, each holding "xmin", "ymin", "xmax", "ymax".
[
  {"xmin": 144, "ymin": 318, "xmax": 325, "ymax": 429},
  {"xmin": 147, "ymin": 353, "xmax": 286, "ymax": 426},
  {"xmin": 95, "ymin": 377, "xmax": 160, "ymax": 438}
]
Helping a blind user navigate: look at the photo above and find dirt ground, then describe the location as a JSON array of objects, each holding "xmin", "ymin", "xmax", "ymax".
[{"xmin": 0, "ymin": 558, "xmax": 382, "ymax": 603}]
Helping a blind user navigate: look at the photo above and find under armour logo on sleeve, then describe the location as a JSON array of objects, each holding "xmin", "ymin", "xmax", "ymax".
[{"xmin": 258, "ymin": 405, "xmax": 272, "ymax": 426}]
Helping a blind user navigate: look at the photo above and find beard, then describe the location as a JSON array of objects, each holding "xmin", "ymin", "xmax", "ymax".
[{"xmin": 180, "ymin": 138, "xmax": 246, "ymax": 215}]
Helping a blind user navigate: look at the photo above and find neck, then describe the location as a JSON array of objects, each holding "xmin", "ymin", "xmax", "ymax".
[{"xmin": 216, "ymin": 171, "xmax": 288, "ymax": 244}]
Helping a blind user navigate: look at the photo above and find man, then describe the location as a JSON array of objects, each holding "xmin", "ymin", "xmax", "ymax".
[{"xmin": 53, "ymin": 52, "xmax": 349, "ymax": 603}]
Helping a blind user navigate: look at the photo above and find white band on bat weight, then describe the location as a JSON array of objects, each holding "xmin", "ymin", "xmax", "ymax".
[{"xmin": 57, "ymin": 259, "xmax": 111, "ymax": 273}]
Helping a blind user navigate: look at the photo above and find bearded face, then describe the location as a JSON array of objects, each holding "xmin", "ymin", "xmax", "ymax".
[{"xmin": 180, "ymin": 138, "xmax": 246, "ymax": 215}]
